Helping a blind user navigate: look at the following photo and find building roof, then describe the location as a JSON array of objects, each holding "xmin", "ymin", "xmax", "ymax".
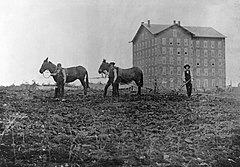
[{"xmin": 142, "ymin": 23, "xmax": 226, "ymax": 38}]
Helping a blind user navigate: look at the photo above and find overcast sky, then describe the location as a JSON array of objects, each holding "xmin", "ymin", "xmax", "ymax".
[{"xmin": 0, "ymin": 0, "xmax": 240, "ymax": 86}]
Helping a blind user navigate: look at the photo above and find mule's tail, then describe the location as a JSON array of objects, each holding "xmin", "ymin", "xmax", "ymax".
[
  {"xmin": 140, "ymin": 72, "xmax": 143, "ymax": 87},
  {"xmin": 85, "ymin": 71, "xmax": 90, "ymax": 88}
]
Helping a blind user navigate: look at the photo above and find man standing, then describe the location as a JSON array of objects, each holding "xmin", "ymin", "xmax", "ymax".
[
  {"xmin": 182, "ymin": 64, "xmax": 193, "ymax": 97},
  {"xmin": 109, "ymin": 62, "xmax": 119, "ymax": 96},
  {"xmin": 51, "ymin": 63, "xmax": 67, "ymax": 98}
]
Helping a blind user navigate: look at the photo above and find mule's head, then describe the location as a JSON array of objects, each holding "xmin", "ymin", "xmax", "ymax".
[
  {"xmin": 98, "ymin": 59, "xmax": 110, "ymax": 74},
  {"xmin": 39, "ymin": 57, "xmax": 56, "ymax": 74}
]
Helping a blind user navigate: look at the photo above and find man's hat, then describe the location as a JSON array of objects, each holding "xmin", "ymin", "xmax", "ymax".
[
  {"xmin": 184, "ymin": 64, "xmax": 190, "ymax": 69},
  {"xmin": 110, "ymin": 62, "xmax": 115, "ymax": 66},
  {"xmin": 57, "ymin": 63, "xmax": 62, "ymax": 67}
]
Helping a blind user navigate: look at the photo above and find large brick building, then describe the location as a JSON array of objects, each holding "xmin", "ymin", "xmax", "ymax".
[{"xmin": 131, "ymin": 20, "xmax": 226, "ymax": 90}]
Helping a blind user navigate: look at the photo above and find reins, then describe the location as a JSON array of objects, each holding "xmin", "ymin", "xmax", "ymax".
[{"xmin": 89, "ymin": 74, "xmax": 107, "ymax": 80}]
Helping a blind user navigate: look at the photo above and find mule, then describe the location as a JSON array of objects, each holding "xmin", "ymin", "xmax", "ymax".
[
  {"xmin": 39, "ymin": 58, "xmax": 89, "ymax": 96},
  {"xmin": 98, "ymin": 59, "xmax": 143, "ymax": 97}
]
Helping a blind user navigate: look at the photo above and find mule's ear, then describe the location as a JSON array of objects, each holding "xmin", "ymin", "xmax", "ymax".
[
  {"xmin": 45, "ymin": 57, "xmax": 48, "ymax": 62},
  {"xmin": 103, "ymin": 59, "xmax": 106, "ymax": 63}
]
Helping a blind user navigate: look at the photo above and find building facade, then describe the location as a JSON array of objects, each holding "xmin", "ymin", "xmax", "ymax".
[{"xmin": 131, "ymin": 20, "xmax": 226, "ymax": 90}]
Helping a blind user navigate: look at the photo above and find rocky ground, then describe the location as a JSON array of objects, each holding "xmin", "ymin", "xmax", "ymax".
[{"xmin": 0, "ymin": 85, "xmax": 240, "ymax": 167}]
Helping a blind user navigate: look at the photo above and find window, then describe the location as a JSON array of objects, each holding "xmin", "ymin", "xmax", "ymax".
[
  {"xmin": 170, "ymin": 57, "xmax": 174, "ymax": 65},
  {"xmin": 177, "ymin": 38, "xmax": 181, "ymax": 45},
  {"xmin": 204, "ymin": 79, "xmax": 208, "ymax": 88},
  {"xmin": 169, "ymin": 47, "xmax": 173, "ymax": 55},
  {"xmin": 173, "ymin": 30, "xmax": 177, "ymax": 37},
  {"xmin": 177, "ymin": 67, "xmax": 181, "ymax": 75},
  {"xmin": 170, "ymin": 67, "xmax": 174, "ymax": 75},
  {"xmin": 204, "ymin": 41, "xmax": 208, "ymax": 48},
  {"xmin": 177, "ymin": 79, "xmax": 182, "ymax": 86},
  {"xmin": 212, "ymin": 79, "xmax": 216, "ymax": 87},
  {"xmin": 162, "ymin": 38, "xmax": 166, "ymax": 45},
  {"xmin": 177, "ymin": 57, "xmax": 181, "ymax": 65},
  {"xmin": 196, "ymin": 49, "xmax": 200, "ymax": 57},
  {"xmin": 211, "ymin": 41, "xmax": 215, "ymax": 48},
  {"xmin": 204, "ymin": 68, "xmax": 208, "ymax": 76},
  {"xmin": 133, "ymin": 44, "xmax": 136, "ymax": 52},
  {"xmin": 190, "ymin": 40, "xmax": 193, "ymax": 47},
  {"xmin": 196, "ymin": 41, "xmax": 200, "ymax": 48},
  {"xmin": 189, "ymin": 58, "xmax": 193, "ymax": 66},
  {"xmin": 162, "ymin": 57, "xmax": 166, "ymax": 64},
  {"xmin": 177, "ymin": 48, "xmax": 181, "ymax": 55},
  {"xmin": 218, "ymin": 50, "xmax": 222, "ymax": 57},
  {"xmin": 211, "ymin": 59, "xmax": 215, "ymax": 67},
  {"xmin": 218, "ymin": 69, "xmax": 223, "ymax": 76},
  {"xmin": 204, "ymin": 50, "xmax": 208, "ymax": 57},
  {"xmin": 162, "ymin": 67, "xmax": 166, "ymax": 75},
  {"xmin": 218, "ymin": 59, "xmax": 223, "ymax": 67},
  {"xmin": 155, "ymin": 47, "xmax": 158, "ymax": 55},
  {"xmin": 170, "ymin": 78, "xmax": 174, "ymax": 87},
  {"xmin": 218, "ymin": 79, "xmax": 223, "ymax": 87},
  {"xmin": 211, "ymin": 50, "xmax": 215, "ymax": 57},
  {"xmin": 162, "ymin": 78, "xmax": 167, "ymax": 87},
  {"xmin": 196, "ymin": 68, "xmax": 201, "ymax": 76},
  {"xmin": 184, "ymin": 57, "xmax": 188, "ymax": 65},
  {"xmin": 218, "ymin": 41, "xmax": 222, "ymax": 48},
  {"xmin": 190, "ymin": 49, "xmax": 193, "ymax": 56},
  {"xmin": 184, "ymin": 39, "xmax": 188, "ymax": 46},
  {"xmin": 184, "ymin": 48, "xmax": 188, "ymax": 55},
  {"xmin": 196, "ymin": 79, "xmax": 201, "ymax": 88},
  {"xmin": 169, "ymin": 38, "xmax": 173, "ymax": 45},
  {"xmin": 204, "ymin": 59, "xmax": 208, "ymax": 66},
  {"xmin": 142, "ymin": 33, "xmax": 144, "ymax": 40},
  {"xmin": 212, "ymin": 68, "xmax": 215, "ymax": 76},
  {"xmin": 162, "ymin": 47, "xmax": 166, "ymax": 54},
  {"xmin": 196, "ymin": 58, "xmax": 200, "ymax": 66},
  {"xmin": 155, "ymin": 38, "xmax": 158, "ymax": 45}
]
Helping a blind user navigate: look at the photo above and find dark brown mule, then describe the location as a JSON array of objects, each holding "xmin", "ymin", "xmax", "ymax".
[
  {"xmin": 98, "ymin": 59, "xmax": 143, "ymax": 97},
  {"xmin": 39, "ymin": 58, "xmax": 89, "ymax": 96}
]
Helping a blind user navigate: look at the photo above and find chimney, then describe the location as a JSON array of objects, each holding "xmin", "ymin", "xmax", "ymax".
[
  {"xmin": 141, "ymin": 21, "xmax": 144, "ymax": 25},
  {"xmin": 173, "ymin": 20, "xmax": 176, "ymax": 24},
  {"xmin": 147, "ymin": 20, "xmax": 151, "ymax": 27},
  {"xmin": 178, "ymin": 21, "xmax": 181, "ymax": 25}
]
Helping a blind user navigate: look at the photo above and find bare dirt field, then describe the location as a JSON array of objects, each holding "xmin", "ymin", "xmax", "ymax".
[{"xmin": 1, "ymin": 85, "xmax": 240, "ymax": 167}]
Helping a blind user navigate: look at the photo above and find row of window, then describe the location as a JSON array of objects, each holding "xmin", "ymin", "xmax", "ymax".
[
  {"xmin": 134, "ymin": 47, "xmax": 223, "ymax": 57},
  {"xmin": 134, "ymin": 57, "xmax": 224, "ymax": 67},
  {"xmin": 134, "ymin": 38, "xmax": 223, "ymax": 51},
  {"xmin": 143, "ymin": 78, "xmax": 224, "ymax": 88},
  {"xmin": 142, "ymin": 66, "xmax": 224, "ymax": 77}
]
